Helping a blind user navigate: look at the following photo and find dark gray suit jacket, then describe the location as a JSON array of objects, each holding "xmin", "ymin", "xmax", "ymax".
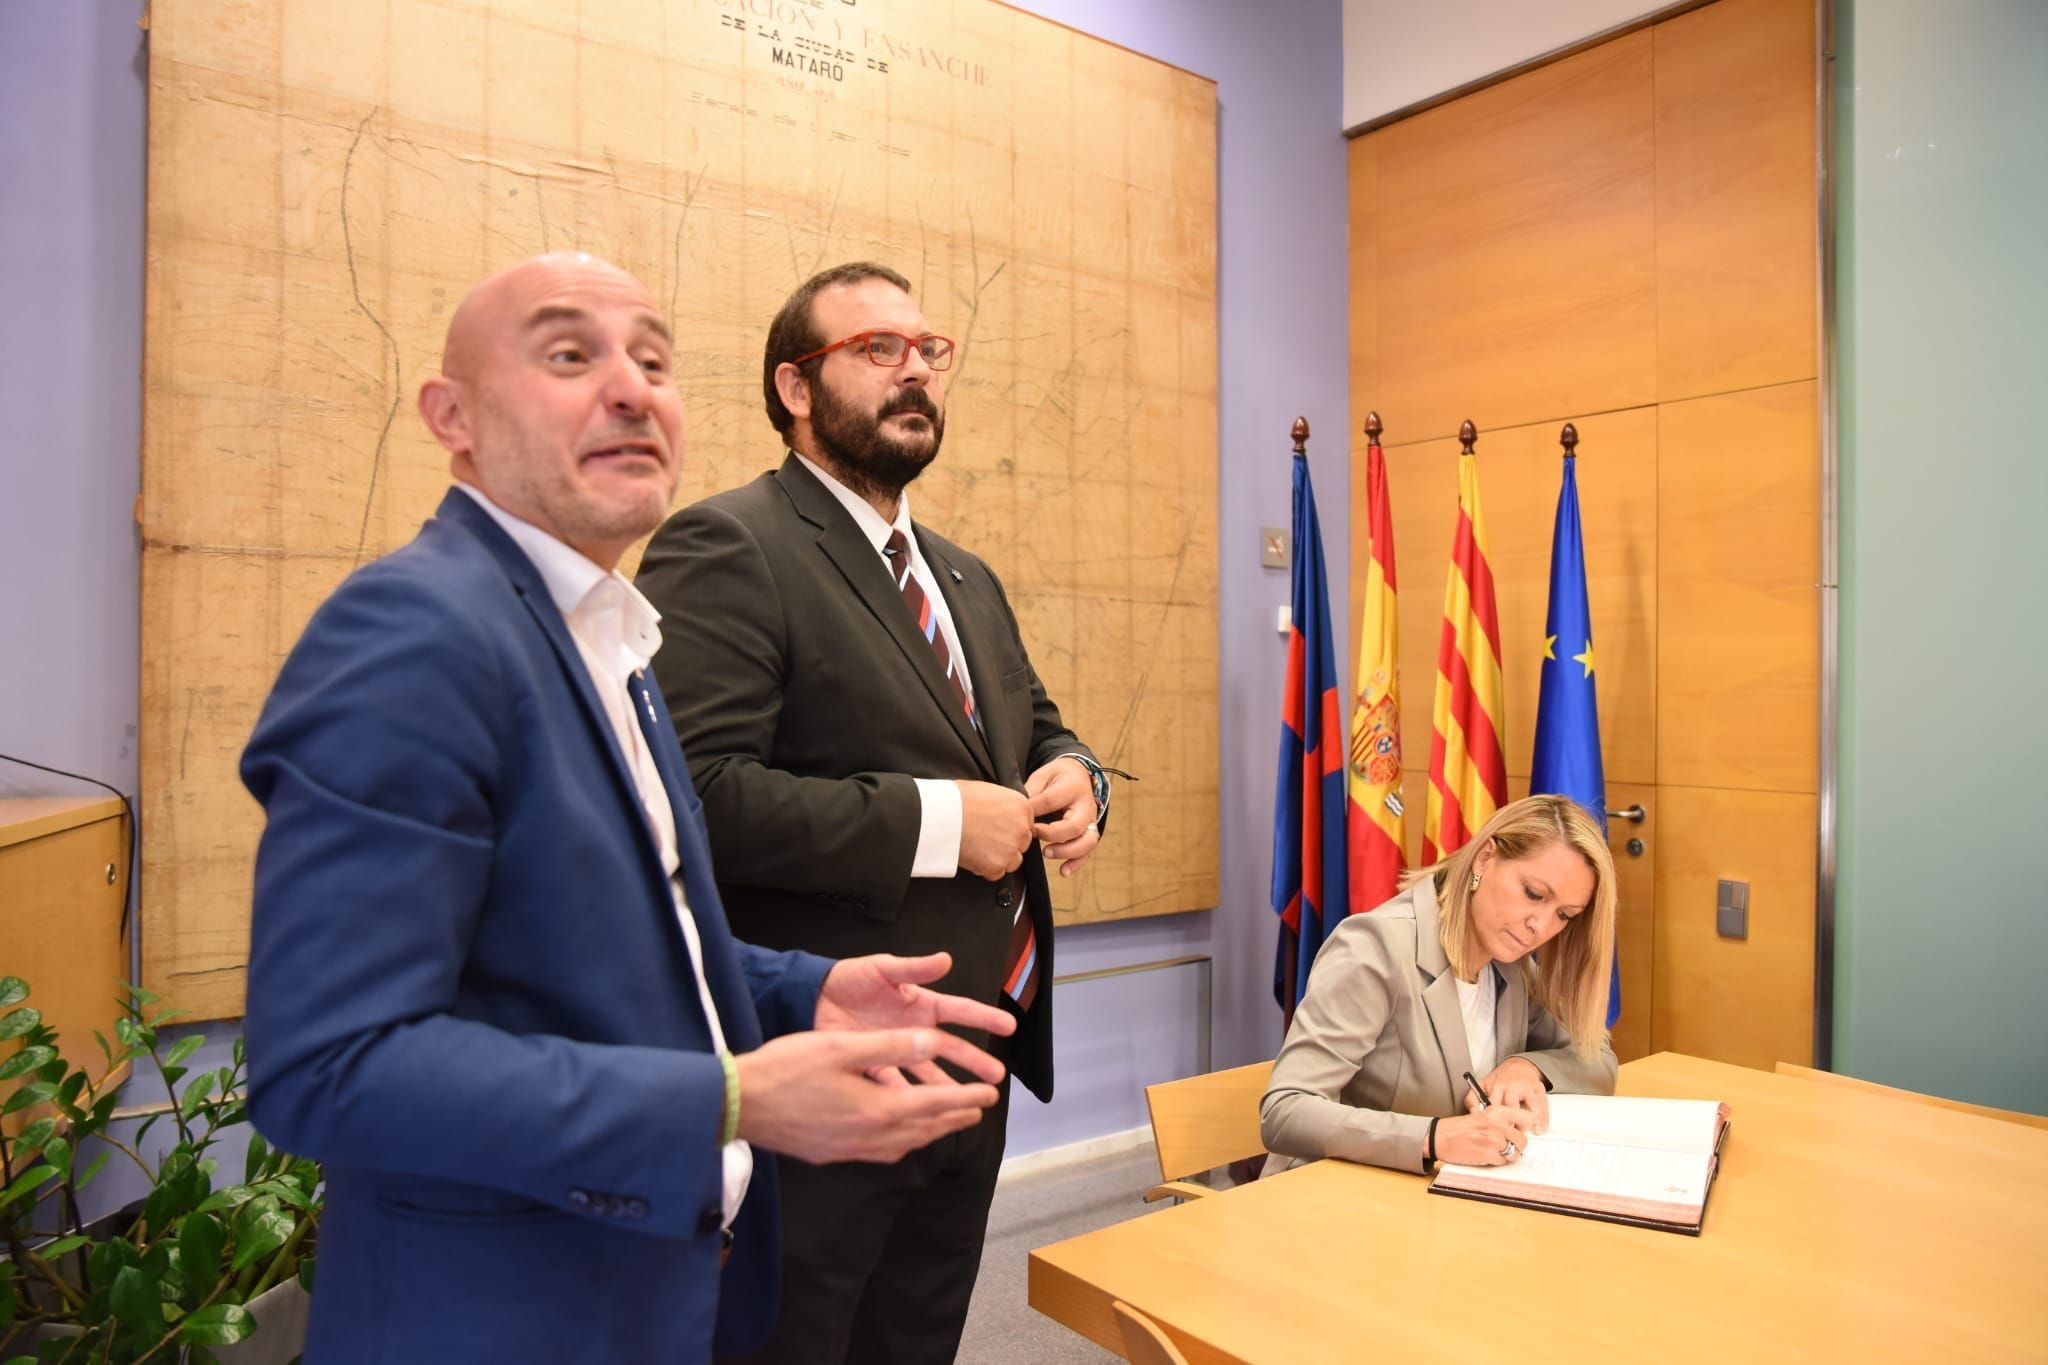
[{"xmin": 636, "ymin": 454, "xmax": 1091, "ymax": 1100}]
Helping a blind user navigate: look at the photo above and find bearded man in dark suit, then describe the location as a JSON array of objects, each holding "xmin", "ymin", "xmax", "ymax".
[{"xmin": 636, "ymin": 262, "xmax": 1111, "ymax": 1364}]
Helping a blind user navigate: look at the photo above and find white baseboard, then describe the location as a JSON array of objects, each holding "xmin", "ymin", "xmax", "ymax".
[{"xmin": 998, "ymin": 1124, "xmax": 1153, "ymax": 1184}]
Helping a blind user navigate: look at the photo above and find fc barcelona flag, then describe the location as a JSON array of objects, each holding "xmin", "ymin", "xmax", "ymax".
[
  {"xmin": 1528, "ymin": 430, "xmax": 1620, "ymax": 1026},
  {"xmin": 1270, "ymin": 422, "xmax": 1348, "ymax": 1015},
  {"xmin": 1347, "ymin": 415, "xmax": 1406, "ymax": 912},
  {"xmin": 1423, "ymin": 425, "xmax": 1508, "ymax": 862}
]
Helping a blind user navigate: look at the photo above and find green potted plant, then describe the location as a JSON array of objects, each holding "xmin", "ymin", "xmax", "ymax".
[{"xmin": 0, "ymin": 977, "xmax": 319, "ymax": 1364}]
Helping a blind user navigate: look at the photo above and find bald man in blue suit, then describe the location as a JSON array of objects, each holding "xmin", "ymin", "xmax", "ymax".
[{"xmin": 241, "ymin": 253, "xmax": 1014, "ymax": 1363}]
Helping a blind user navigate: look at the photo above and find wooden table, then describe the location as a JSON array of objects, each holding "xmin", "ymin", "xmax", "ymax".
[{"xmin": 1029, "ymin": 1053, "xmax": 2048, "ymax": 1362}]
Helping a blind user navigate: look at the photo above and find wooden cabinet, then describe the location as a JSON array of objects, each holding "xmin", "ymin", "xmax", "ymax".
[{"xmin": 1, "ymin": 797, "xmax": 134, "ymax": 1121}]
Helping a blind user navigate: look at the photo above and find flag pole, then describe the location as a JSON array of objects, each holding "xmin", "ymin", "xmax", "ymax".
[
  {"xmin": 1561, "ymin": 421, "xmax": 1579, "ymax": 459},
  {"xmin": 1292, "ymin": 415, "xmax": 1309, "ymax": 453},
  {"xmin": 1459, "ymin": 418, "xmax": 1478, "ymax": 454}
]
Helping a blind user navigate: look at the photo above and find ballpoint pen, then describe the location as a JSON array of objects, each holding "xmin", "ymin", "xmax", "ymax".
[{"xmin": 1463, "ymin": 1070, "xmax": 1491, "ymax": 1109}]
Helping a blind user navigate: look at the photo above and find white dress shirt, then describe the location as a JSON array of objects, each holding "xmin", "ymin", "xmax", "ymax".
[
  {"xmin": 791, "ymin": 451, "xmax": 973, "ymax": 878},
  {"xmin": 1456, "ymin": 963, "xmax": 1503, "ymax": 1077},
  {"xmin": 455, "ymin": 483, "xmax": 752, "ymax": 1225}
]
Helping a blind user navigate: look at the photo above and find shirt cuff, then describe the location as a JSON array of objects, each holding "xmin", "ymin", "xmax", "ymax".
[{"xmin": 910, "ymin": 778, "xmax": 962, "ymax": 878}]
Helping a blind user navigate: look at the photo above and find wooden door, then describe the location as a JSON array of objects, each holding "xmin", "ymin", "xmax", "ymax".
[{"xmin": 1348, "ymin": 0, "xmax": 1818, "ymax": 1068}]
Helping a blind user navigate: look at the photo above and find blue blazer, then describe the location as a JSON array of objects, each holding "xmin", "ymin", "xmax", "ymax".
[{"xmin": 241, "ymin": 489, "xmax": 831, "ymax": 1363}]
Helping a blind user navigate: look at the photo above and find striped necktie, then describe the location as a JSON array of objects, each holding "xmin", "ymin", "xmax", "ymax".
[
  {"xmin": 883, "ymin": 529, "xmax": 979, "ymax": 735},
  {"xmin": 883, "ymin": 529, "xmax": 1037, "ymax": 1010}
]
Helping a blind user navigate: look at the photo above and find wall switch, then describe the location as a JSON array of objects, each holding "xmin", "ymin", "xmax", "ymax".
[
  {"xmin": 1276, "ymin": 604, "xmax": 1291, "ymax": 636},
  {"xmin": 1716, "ymin": 879, "xmax": 1749, "ymax": 939},
  {"xmin": 1261, "ymin": 527, "xmax": 1291, "ymax": 569}
]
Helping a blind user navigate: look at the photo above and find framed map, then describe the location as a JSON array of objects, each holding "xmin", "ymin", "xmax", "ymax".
[{"xmin": 142, "ymin": 0, "xmax": 1219, "ymax": 1018}]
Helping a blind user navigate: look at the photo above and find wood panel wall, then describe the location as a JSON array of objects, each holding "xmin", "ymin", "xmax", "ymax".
[{"xmin": 1348, "ymin": 0, "xmax": 1817, "ymax": 1069}]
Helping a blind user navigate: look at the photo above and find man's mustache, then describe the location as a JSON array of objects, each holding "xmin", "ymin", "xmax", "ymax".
[{"xmin": 879, "ymin": 389, "xmax": 939, "ymax": 422}]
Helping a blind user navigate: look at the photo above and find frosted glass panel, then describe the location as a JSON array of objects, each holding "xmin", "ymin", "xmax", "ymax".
[{"xmin": 1835, "ymin": 0, "xmax": 2048, "ymax": 1111}]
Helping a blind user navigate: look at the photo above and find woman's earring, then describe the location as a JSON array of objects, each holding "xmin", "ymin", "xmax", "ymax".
[{"xmin": 1469, "ymin": 872, "xmax": 1482, "ymax": 892}]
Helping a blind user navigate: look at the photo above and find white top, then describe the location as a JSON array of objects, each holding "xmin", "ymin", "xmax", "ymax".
[
  {"xmin": 792, "ymin": 451, "xmax": 973, "ymax": 879},
  {"xmin": 1455, "ymin": 963, "xmax": 1502, "ymax": 1078},
  {"xmin": 455, "ymin": 483, "xmax": 752, "ymax": 1225}
]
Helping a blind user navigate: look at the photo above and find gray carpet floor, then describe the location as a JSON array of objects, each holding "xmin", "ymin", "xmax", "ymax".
[{"xmin": 956, "ymin": 1144, "xmax": 1166, "ymax": 1363}]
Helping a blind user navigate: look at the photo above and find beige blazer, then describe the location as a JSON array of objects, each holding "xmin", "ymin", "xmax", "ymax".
[{"xmin": 1261, "ymin": 876, "xmax": 1617, "ymax": 1175}]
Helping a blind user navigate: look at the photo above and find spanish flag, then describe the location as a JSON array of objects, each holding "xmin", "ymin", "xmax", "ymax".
[
  {"xmin": 1424, "ymin": 432, "xmax": 1508, "ymax": 862},
  {"xmin": 1346, "ymin": 419, "xmax": 1406, "ymax": 911}
]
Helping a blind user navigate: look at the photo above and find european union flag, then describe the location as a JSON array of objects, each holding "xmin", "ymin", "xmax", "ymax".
[{"xmin": 1528, "ymin": 450, "xmax": 1620, "ymax": 1027}]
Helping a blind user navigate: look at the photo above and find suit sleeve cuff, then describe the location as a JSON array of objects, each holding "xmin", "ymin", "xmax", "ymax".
[{"xmin": 910, "ymin": 778, "xmax": 962, "ymax": 878}]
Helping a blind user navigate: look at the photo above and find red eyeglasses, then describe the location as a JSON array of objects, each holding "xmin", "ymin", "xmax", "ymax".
[{"xmin": 791, "ymin": 330, "xmax": 957, "ymax": 371}]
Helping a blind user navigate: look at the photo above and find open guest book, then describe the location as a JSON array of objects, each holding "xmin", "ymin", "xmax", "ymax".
[{"xmin": 1428, "ymin": 1094, "xmax": 1732, "ymax": 1235}]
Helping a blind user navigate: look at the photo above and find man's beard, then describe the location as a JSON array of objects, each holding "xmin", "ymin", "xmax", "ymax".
[{"xmin": 809, "ymin": 378, "xmax": 944, "ymax": 503}]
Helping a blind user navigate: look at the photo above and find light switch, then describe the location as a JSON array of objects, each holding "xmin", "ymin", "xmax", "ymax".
[
  {"xmin": 1716, "ymin": 879, "xmax": 1748, "ymax": 939},
  {"xmin": 1276, "ymin": 605, "xmax": 1291, "ymax": 636}
]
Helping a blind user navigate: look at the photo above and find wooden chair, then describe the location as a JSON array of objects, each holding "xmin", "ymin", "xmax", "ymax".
[
  {"xmin": 1142, "ymin": 1059, "xmax": 1273, "ymax": 1203},
  {"xmin": 1111, "ymin": 1300, "xmax": 1191, "ymax": 1365},
  {"xmin": 1774, "ymin": 1062, "xmax": 2048, "ymax": 1130}
]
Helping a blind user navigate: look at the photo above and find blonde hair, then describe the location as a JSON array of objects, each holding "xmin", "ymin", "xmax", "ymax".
[{"xmin": 1400, "ymin": 794, "xmax": 1617, "ymax": 1059}]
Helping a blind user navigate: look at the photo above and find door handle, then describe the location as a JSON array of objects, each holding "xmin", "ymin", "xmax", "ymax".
[{"xmin": 1606, "ymin": 805, "xmax": 1645, "ymax": 824}]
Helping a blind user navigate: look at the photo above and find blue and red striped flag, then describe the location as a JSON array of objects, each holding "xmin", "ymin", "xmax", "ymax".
[{"xmin": 1271, "ymin": 432, "xmax": 1349, "ymax": 1016}]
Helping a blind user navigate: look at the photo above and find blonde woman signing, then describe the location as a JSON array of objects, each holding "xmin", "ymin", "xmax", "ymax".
[{"xmin": 1262, "ymin": 795, "xmax": 1619, "ymax": 1175}]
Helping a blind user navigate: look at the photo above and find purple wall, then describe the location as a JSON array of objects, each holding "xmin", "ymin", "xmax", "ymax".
[
  {"xmin": 0, "ymin": 0, "xmax": 1351, "ymax": 1158},
  {"xmin": 1000, "ymin": 0, "xmax": 1350, "ymax": 1153},
  {"xmin": 0, "ymin": 1, "xmax": 147, "ymax": 802}
]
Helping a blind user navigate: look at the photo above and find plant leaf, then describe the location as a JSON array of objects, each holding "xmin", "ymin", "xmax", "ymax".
[
  {"xmin": 179, "ymin": 1072, "xmax": 218, "ymax": 1119},
  {"xmin": 127, "ymin": 983, "xmax": 160, "ymax": 1006},
  {"xmin": 243, "ymin": 1132, "xmax": 269, "ymax": 1185},
  {"xmin": 88, "ymin": 1235, "xmax": 140, "ymax": 1285},
  {"xmin": 0, "ymin": 1163, "xmax": 56, "ymax": 1209},
  {"xmin": 163, "ymin": 1035, "xmax": 204, "ymax": 1069},
  {"xmin": 40, "ymin": 1137, "xmax": 70, "ymax": 1180},
  {"xmin": 114, "ymin": 1017, "xmax": 138, "ymax": 1047},
  {"xmin": 13, "ymin": 1117, "xmax": 57, "ymax": 1152},
  {"xmin": 93, "ymin": 1028, "xmax": 112, "ymax": 1063},
  {"xmin": 38, "ymin": 1234, "xmax": 90, "ymax": 1259},
  {"xmin": 0, "ymin": 978, "xmax": 25, "ymax": 1008},
  {"xmin": 177, "ymin": 1211, "xmax": 227, "ymax": 1293},
  {"xmin": 194, "ymin": 1184, "xmax": 256, "ymax": 1215},
  {"xmin": 0, "ymin": 1007, "xmax": 39, "ymax": 1041},
  {"xmin": 229, "ymin": 1195, "xmax": 293, "ymax": 1272},
  {"xmin": 297, "ymin": 1255, "xmax": 316, "ymax": 1291},
  {"xmin": 0, "ymin": 1080, "xmax": 54, "ymax": 1115},
  {"xmin": 109, "ymin": 1264, "xmax": 167, "ymax": 1336},
  {"xmin": 0, "ymin": 1045, "xmax": 55, "ymax": 1081},
  {"xmin": 74, "ymin": 1148, "xmax": 112, "ymax": 1191},
  {"xmin": 180, "ymin": 1303, "xmax": 256, "ymax": 1346}
]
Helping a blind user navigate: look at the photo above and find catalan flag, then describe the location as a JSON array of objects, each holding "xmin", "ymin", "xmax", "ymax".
[
  {"xmin": 1530, "ymin": 443, "xmax": 1621, "ymax": 1026},
  {"xmin": 1270, "ymin": 435, "xmax": 1348, "ymax": 1016},
  {"xmin": 1423, "ymin": 436, "xmax": 1507, "ymax": 862},
  {"xmin": 1347, "ymin": 422, "xmax": 1406, "ymax": 911}
]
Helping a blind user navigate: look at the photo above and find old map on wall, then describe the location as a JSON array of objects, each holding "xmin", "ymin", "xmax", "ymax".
[{"xmin": 142, "ymin": 0, "xmax": 1219, "ymax": 1017}]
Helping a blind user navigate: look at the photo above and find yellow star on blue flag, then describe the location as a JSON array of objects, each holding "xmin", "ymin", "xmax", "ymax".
[{"xmin": 1530, "ymin": 451, "xmax": 1619, "ymax": 1027}]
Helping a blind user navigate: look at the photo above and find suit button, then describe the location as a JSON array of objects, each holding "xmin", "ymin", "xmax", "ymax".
[
  {"xmin": 997, "ymin": 887, "xmax": 1015, "ymax": 910},
  {"xmin": 624, "ymin": 1197, "xmax": 648, "ymax": 1221},
  {"xmin": 568, "ymin": 1189, "xmax": 592, "ymax": 1212},
  {"xmin": 606, "ymin": 1196, "xmax": 630, "ymax": 1218},
  {"xmin": 696, "ymin": 1208, "xmax": 722, "ymax": 1236}
]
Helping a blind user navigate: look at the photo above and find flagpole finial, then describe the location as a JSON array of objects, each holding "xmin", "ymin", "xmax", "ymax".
[
  {"xmin": 1459, "ymin": 419, "xmax": 1478, "ymax": 455},
  {"xmin": 1365, "ymin": 411, "xmax": 1383, "ymax": 441},
  {"xmin": 1292, "ymin": 417, "xmax": 1310, "ymax": 453},
  {"xmin": 1561, "ymin": 422, "xmax": 1579, "ymax": 458}
]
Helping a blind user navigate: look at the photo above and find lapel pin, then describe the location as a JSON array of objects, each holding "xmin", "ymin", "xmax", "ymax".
[{"xmin": 949, "ymin": 568, "xmax": 963, "ymax": 582}]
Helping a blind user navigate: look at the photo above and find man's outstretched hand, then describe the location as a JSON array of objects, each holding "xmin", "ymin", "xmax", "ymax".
[
  {"xmin": 734, "ymin": 1028, "xmax": 1001, "ymax": 1164},
  {"xmin": 813, "ymin": 951, "xmax": 1014, "ymax": 1087}
]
